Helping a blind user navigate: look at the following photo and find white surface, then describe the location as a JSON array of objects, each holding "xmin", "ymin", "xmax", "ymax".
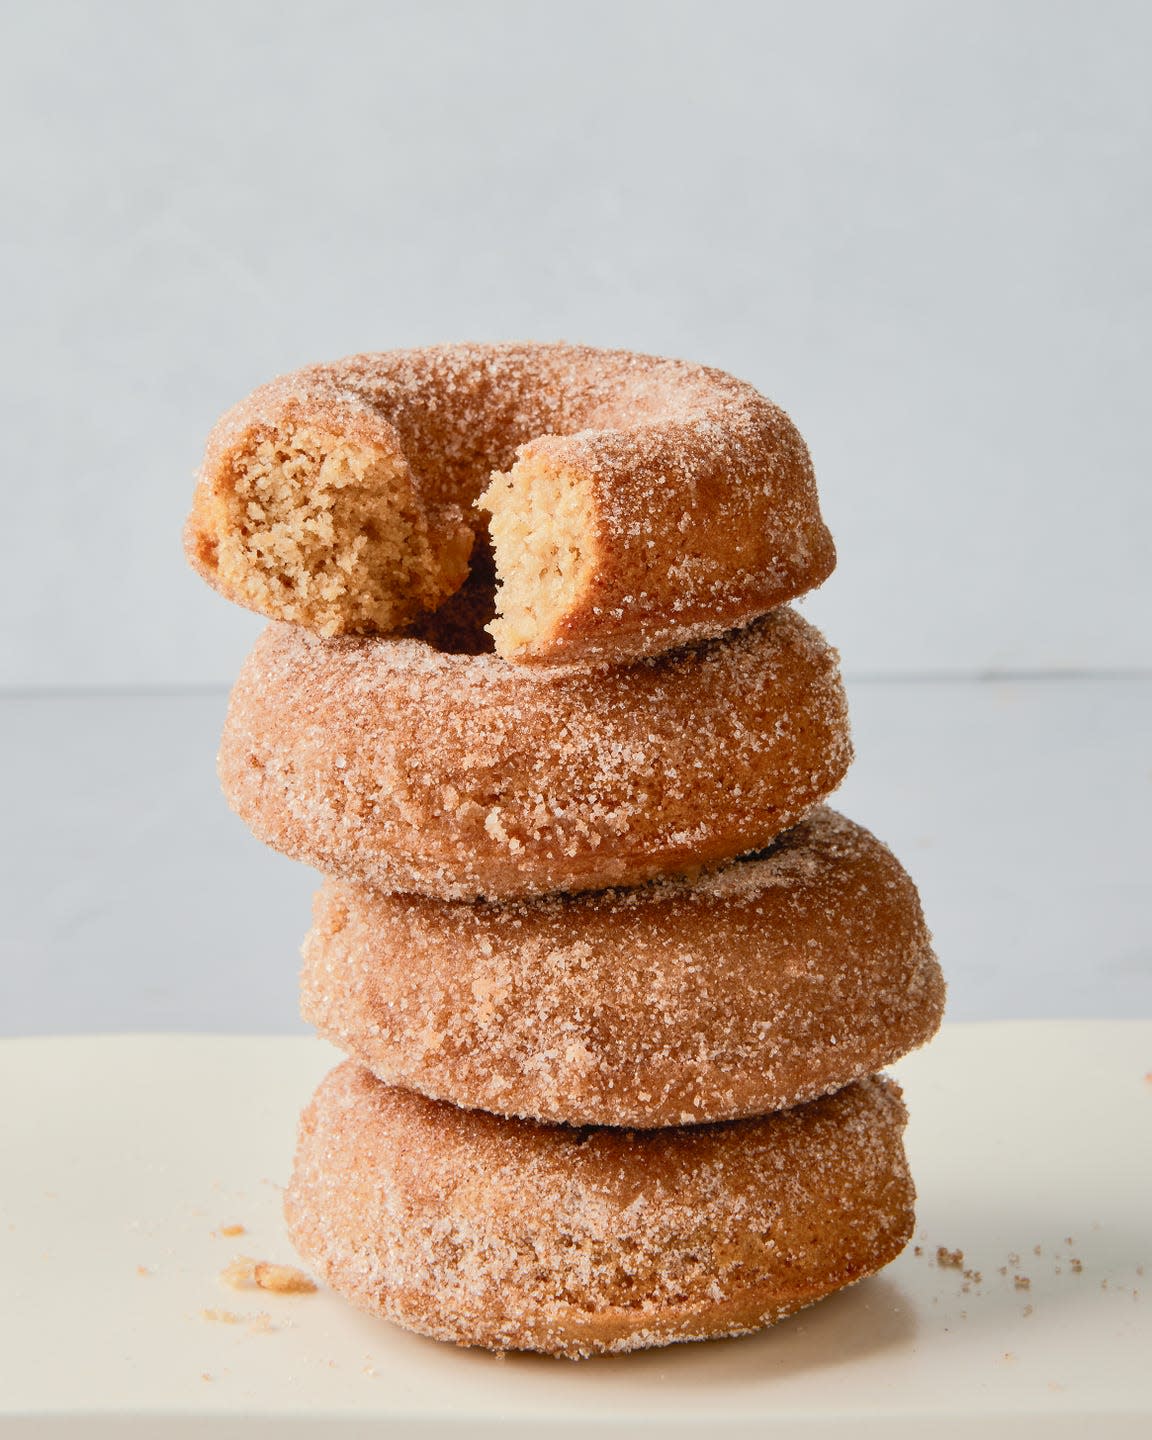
[
  {"xmin": 0, "ymin": 1024, "xmax": 1149, "ymax": 1436},
  {"xmin": 3, "ymin": 676, "xmax": 1149, "ymax": 1035},
  {"xmin": 1, "ymin": 0, "xmax": 1150, "ymax": 687}
]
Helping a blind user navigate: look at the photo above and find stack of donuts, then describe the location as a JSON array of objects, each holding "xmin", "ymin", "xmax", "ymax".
[{"xmin": 186, "ymin": 343, "xmax": 944, "ymax": 1358}]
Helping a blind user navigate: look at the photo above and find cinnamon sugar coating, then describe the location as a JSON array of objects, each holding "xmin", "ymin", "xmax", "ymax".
[
  {"xmin": 301, "ymin": 808, "xmax": 943, "ymax": 1127},
  {"xmin": 285, "ymin": 1065, "xmax": 913, "ymax": 1358},
  {"xmin": 185, "ymin": 343, "xmax": 834, "ymax": 665},
  {"xmin": 219, "ymin": 607, "xmax": 852, "ymax": 900}
]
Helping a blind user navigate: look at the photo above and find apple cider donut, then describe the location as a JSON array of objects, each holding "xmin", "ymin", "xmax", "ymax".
[
  {"xmin": 185, "ymin": 343, "xmax": 835, "ymax": 665},
  {"xmin": 219, "ymin": 607, "xmax": 852, "ymax": 901},
  {"xmin": 300, "ymin": 808, "xmax": 944, "ymax": 1127},
  {"xmin": 285, "ymin": 1064, "xmax": 914, "ymax": 1358}
]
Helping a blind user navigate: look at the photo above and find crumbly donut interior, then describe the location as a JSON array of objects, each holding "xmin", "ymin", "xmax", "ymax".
[
  {"xmin": 481, "ymin": 456, "xmax": 597, "ymax": 658},
  {"xmin": 197, "ymin": 427, "xmax": 472, "ymax": 637}
]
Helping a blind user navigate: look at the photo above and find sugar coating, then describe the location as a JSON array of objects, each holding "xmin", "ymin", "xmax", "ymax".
[
  {"xmin": 185, "ymin": 342, "xmax": 835, "ymax": 664},
  {"xmin": 301, "ymin": 808, "xmax": 944, "ymax": 1127},
  {"xmin": 219, "ymin": 606, "xmax": 853, "ymax": 900},
  {"xmin": 285, "ymin": 1065, "xmax": 913, "ymax": 1358}
]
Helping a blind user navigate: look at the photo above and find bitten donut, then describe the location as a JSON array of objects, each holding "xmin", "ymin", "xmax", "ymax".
[
  {"xmin": 219, "ymin": 607, "xmax": 852, "ymax": 901},
  {"xmin": 300, "ymin": 808, "xmax": 944, "ymax": 1127},
  {"xmin": 285, "ymin": 1064, "xmax": 913, "ymax": 1358},
  {"xmin": 185, "ymin": 343, "xmax": 835, "ymax": 665}
]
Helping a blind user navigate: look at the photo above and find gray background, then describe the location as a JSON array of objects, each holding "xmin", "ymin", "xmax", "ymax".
[
  {"xmin": 1, "ymin": 0, "xmax": 1149, "ymax": 1033},
  {"xmin": 2, "ymin": 0, "xmax": 1150, "ymax": 686}
]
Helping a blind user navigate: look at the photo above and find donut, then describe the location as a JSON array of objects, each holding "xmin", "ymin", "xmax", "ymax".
[
  {"xmin": 285, "ymin": 1064, "xmax": 913, "ymax": 1358},
  {"xmin": 185, "ymin": 343, "xmax": 835, "ymax": 665},
  {"xmin": 219, "ymin": 606, "xmax": 852, "ymax": 901},
  {"xmin": 299, "ymin": 808, "xmax": 944, "ymax": 1127}
]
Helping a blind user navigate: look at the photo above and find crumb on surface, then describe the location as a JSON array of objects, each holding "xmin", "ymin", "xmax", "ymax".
[
  {"xmin": 220, "ymin": 1257, "xmax": 257, "ymax": 1289},
  {"xmin": 136, "ymin": 1265, "xmax": 151, "ymax": 1277},
  {"xmin": 936, "ymin": 1247, "xmax": 964, "ymax": 1268},
  {"xmin": 202, "ymin": 1308, "xmax": 243, "ymax": 1325},
  {"xmin": 1014, "ymin": 1275, "xmax": 1031, "ymax": 1290},
  {"xmin": 219, "ymin": 1224, "xmax": 246, "ymax": 1238},
  {"xmin": 1070, "ymin": 1258, "xmax": 1083, "ymax": 1273},
  {"xmin": 220, "ymin": 1255, "xmax": 316, "ymax": 1293},
  {"xmin": 255, "ymin": 1262, "xmax": 317, "ymax": 1294}
]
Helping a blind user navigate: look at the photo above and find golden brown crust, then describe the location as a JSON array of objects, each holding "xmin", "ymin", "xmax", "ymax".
[
  {"xmin": 219, "ymin": 607, "xmax": 852, "ymax": 900},
  {"xmin": 285, "ymin": 1065, "xmax": 913, "ymax": 1358},
  {"xmin": 300, "ymin": 808, "xmax": 944, "ymax": 1127},
  {"xmin": 186, "ymin": 343, "xmax": 834, "ymax": 664}
]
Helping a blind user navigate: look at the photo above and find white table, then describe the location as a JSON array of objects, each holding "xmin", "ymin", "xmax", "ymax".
[{"xmin": 1, "ymin": 1023, "xmax": 1149, "ymax": 1436}]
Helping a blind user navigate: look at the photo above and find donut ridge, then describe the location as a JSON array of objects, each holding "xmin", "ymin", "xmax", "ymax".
[
  {"xmin": 300, "ymin": 808, "xmax": 944, "ymax": 1126},
  {"xmin": 285, "ymin": 1064, "xmax": 914, "ymax": 1358},
  {"xmin": 219, "ymin": 606, "xmax": 853, "ymax": 900}
]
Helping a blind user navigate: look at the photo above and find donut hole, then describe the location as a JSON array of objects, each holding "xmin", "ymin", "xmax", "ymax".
[
  {"xmin": 403, "ymin": 535, "xmax": 497, "ymax": 654},
  {"xmin": 207, "ymin": 426, "xmax": 473, "ymax": 637},
  {"xmin": 481, "ymin": 455, "xmax": 597, "ymax": 659}
]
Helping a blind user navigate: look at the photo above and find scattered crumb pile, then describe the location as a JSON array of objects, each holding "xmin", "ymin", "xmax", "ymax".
[{"xmin": 912, "ymin": 1228, "xmax": 1144, "ymax": 1322}]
